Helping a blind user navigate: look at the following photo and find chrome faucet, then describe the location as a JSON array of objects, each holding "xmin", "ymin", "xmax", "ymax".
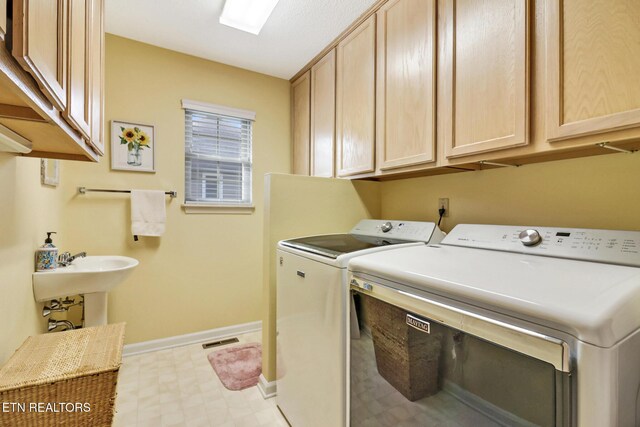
[
  {"xmin": 58, "ymin": 251, "xmax": 87, "ymax": 267},
  {"xmin": 71, "ymin": 252, "xmax": 87, "ymax": 261}
]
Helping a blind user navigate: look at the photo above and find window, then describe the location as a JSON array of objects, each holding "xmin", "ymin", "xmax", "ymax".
[{"xmin": 183, "ymin": 100, "xmax": 255, "ymax": 210}]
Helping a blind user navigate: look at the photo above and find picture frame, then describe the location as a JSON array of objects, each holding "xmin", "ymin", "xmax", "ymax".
[
  {"xmin": 110, "ymin": 120, "xmax": 156, "ymax": 173},
  {"xmin": 41, "ymin": 159, "xmax": 60, "ymax": 187}
]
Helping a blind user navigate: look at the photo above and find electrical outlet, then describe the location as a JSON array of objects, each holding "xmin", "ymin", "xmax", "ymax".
[{"xmin": 438, "ymin": 198, "xmax": 449, "ymax": 217}]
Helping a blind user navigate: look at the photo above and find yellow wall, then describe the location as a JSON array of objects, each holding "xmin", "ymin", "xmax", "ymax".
[
  {"xmin": 381, "ymin": 153, "xmax": 640, "ymax": 232},
  {"xmin": 261, "ymin": 174, "xmax": 380, "ymax": 381},
  {"xmin": 0, "ymin": 154, "xmax": 64, "ymax": 363},
  {"xmin": 60, "ymin": 35, "xmax": 291, "ymax": 344}
]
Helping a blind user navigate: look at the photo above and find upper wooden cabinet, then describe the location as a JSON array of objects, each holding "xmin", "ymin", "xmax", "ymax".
[
  {"xmin": 12, "ymin": 0, "xmax": 68, "ymax": 111},
  {"xmin": 88, "ymin": 0, "xmax": 104, "ymax": 154},
  {"xmin": 376, "ymin": 0, "xmax": 436, "ymax": 171},
  {"xmin": 546, "ymin": 0, "xmax": 640, "ymax": 142},
  {"xmin": 335, "ymin": 15, "xmax": 376, "ymax": 177},
  {"xmin": 290, "ymin": 0, "xmax": 640, "ymax": 178},
  {"xmin": 0, "ymin": 0, "xmax": 7, "ymax": 39},
  {"xmin": 442, "ymin": 0, "xmax": 529, "ymax": 159},
  {"xmin": 0, "ymin": 0, "xmax": 104, "ymax": 160},
  {"xmin": 310, "ymin": 49, "xmax": 336, "ymax": 178},
  {"xmin": 64, "ymin": 0, "xmax": 90, "ymax": 139},
  {"xmin": 291, "ymin": 70, "xmax": 311, "ymax": 175}
]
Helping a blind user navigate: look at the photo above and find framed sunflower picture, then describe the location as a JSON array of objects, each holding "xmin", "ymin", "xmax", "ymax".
[{"xmin": 110, "ymin": 120, "xmax": 156, "ymax": 172}]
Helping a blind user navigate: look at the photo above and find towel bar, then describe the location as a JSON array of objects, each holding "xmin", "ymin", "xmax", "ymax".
[{"xmin": 77, "ymin": 187, "xmax": 177, "ymax": 198}]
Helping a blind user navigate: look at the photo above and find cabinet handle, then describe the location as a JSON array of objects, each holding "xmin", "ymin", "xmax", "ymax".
[{"xmin": 296, "ymin": 270, "xmax": 305, "ymax": 278}]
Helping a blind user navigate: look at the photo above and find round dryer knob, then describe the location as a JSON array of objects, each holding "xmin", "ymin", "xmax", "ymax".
[
  {"xmin": 381, "ymin": 222, "xmax": 393, "ymax": 233},
  {"xmin": 519, "ymin": 229, "xmax": 542, "ymax": 246}
]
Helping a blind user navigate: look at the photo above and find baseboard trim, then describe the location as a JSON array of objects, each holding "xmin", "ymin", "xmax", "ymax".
[
  {"xmin": 123, "ymin": 321, "xmax": 262, "ymax": 357},
  {"xmin": 257, "ymin": 374, "xmax": 277, "ymax": 399}
]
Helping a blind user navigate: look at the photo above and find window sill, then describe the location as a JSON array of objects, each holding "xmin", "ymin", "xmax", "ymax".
[{"xmin": 182, "ymin": 203, "xmax": 255, "ymax": 215}]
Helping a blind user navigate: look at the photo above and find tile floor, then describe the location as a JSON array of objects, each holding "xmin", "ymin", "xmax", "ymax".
[{"xmin": 113, "ymin": 331, "xmax": 289, "ymax": 427}]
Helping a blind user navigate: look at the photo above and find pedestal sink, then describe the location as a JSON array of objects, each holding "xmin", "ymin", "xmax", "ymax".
[{"xmin": 32, "ymin": 256, "xmax": 138, "ymax": 327}]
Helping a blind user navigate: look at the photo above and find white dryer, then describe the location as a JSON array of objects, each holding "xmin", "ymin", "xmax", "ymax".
[
  {"xmin": 348, "ymin": 224, "xmax": 640, "ymax": 427},
  {"xmin": 276, "ymin": 220, "xmax": 445, "ymax": 427}
]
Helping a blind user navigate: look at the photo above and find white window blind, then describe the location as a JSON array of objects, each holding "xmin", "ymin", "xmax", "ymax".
[{"xmin": 184, "ymin": 106, "xmax": 253, "ymax": 206}]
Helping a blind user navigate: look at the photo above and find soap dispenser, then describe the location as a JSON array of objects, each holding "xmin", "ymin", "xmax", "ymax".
[{"xmin": 35, "ymin": 232, "xmax": 58, "ymax": 271}]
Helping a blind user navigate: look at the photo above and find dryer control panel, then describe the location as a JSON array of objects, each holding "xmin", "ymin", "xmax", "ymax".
[{"xmin": 442, "ymin": 224, "xmax": 640, "ymax": 267}]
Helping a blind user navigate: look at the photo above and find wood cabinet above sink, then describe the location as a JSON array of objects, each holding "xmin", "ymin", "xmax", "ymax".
[{"xmin": 0, "ymin": 0, "xmax": 104, "ymax": 161}]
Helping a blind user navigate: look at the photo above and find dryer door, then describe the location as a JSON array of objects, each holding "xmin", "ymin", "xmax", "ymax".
[{"xmin": 349, "ymin": 277, "xmax": 572, "ymax": 427}]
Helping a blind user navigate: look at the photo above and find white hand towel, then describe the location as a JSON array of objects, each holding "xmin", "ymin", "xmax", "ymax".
[{"xmin": 131, "ymin": 190, "xmax": 166, "ymax": 237}]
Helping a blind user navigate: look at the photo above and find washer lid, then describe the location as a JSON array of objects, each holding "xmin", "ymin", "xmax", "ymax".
[
  {"xmin": 349, "ymin": 244, "xmax": 640, "ymax": 347},
  {"xmin": 280, "ymin": 234, "xmax": 411, "ymax": 259}
]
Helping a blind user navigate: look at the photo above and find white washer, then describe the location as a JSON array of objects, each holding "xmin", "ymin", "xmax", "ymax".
[
  {"xmin": 348, "ymin": 224, "xmax": 640, "ymax": 427},
  {"xmin": 276, "ymin": 220, "xmax": 445, "ymax": 427}
]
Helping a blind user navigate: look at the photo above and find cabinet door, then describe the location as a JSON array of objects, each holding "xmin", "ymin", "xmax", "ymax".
[
  {"xmin": 64, "ymin": 0, "xmax": 90, "ymax": 139},
  {"xmin": 546, "ymin": 0, "xmax": 640, "ymax": 141},
  {"xmin": 0, "ymin": 0, "xmax": 7, "ymax": 39},
  {"xmin": 88, "ymin": 0, "xmax": 104, "ymax": 154},
  {"xmin": 310, "ymin": 49, "xmax": 336, "ymax": 178},
  {"xmin": 335, "ymin": 15, "xmax": 375, "ymax": 177},
  {"xmin": 291, "ymin": 71, "xmax": 311, "ymax": 175},
  {"xmin": 12, "ymin": 0, "xmax": 68, "ymax": 111},
  {"xmin": 442, "ymin": 0, "xmax": 529, "ymax": 159},
  {"xmin": 376, "ymin": 0, "xmax": 436, "ymax": 171}
]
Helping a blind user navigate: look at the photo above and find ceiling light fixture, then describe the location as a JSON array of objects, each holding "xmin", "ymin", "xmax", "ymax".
[{"xmin": 219, "ymin": 0, "xmax": 280, "ymax": 35}]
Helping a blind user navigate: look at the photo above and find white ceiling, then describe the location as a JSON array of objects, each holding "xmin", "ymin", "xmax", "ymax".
[{"xmin": 105, "ymin": 0, "xmax": 377, "ymax": 80}]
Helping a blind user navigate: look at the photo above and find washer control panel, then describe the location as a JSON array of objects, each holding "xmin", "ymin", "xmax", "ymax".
[
  {"xmin": 443, "ymin": 224, "xmax": 640, "ymax": 267},
  {"xmin": 350, "ymin": 220, "xmax": 443, "ymax": 243},
  {"xmin": 381, "ymin": 221, "xmax": 393, "ymax": 233}
]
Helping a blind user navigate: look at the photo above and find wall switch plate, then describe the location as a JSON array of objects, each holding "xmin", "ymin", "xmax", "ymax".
[{"xmin": 438, "ymin": 198, "xmax": 449, "ymax": 217}]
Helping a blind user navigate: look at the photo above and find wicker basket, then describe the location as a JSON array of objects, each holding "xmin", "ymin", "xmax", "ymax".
[
  {"xmin": 0, "ymin": 323, "xmax": 125, "ymax": 426},
  {"xmin": 363, "ymin": 294, "xmax": 442, "ymax": 401}
]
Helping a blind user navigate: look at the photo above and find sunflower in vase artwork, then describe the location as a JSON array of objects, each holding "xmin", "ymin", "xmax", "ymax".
[{"xmin": 119, "ymin": 126, "xmax": 151, "ymax": 166}]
